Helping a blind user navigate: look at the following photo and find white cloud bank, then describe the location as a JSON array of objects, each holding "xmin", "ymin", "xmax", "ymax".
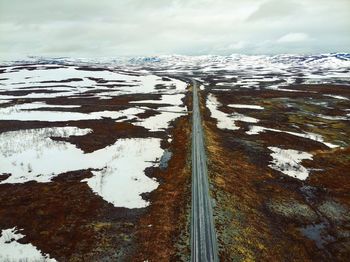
[
  {"xmin": 0, "ymin": 0, "xmax": 349, "ymax": 59},
  {"xmin": 277, "ymin": 33, "xmax": 311, "ymax": 43}
]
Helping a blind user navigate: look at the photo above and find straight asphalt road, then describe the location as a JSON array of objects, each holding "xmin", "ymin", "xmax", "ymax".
[{"xmin": 191, "ymin": 81, "xmax": 219, "ymax": 262}]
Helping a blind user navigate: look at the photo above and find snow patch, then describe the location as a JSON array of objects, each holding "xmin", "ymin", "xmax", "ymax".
[
  {"xmin": 0, "ymin": 227, "xmax": 56, "ymax": 262},
  {"xmin": 0, "ymin": 127, "xmax": 163, "ymax": 208},
  {"xmin": 207, "ymin": 94, "xmax": 259, "ymax": 130},
  {"xmin": 228, "ymin": 104, "xmax": 264, "ymax": 110},
  {"xmin": 246, "ymin": 126, "xmax": 338, "ymax": 148},
  {"xmin": 0, "ymin": 104, "xmax": 143, "ymax": 122},
  {"xmin": 324, "ymin": 94, "xmax": 349, "ymax": 100},
  {"xmin": 268, "ymin": 147, "xmax": 313, "ymax": 180}
]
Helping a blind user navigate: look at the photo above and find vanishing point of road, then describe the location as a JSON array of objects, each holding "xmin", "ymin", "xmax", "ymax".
[{"xmin": 191, "ymin": 81, "xmax": 219, "ymax": 262}]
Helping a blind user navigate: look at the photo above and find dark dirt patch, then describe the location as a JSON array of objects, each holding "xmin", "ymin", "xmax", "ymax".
[
  {"xmin": 39, "ymin": 78, "xmax": 83, "ymax": 84},
  {"xmin": 0, "ymin": 89, "xmax": 68, "ymax": 96},
  {"xmin": 52, "ymin": 121, "xmax": 159, "ymax": 153},
  {"xmin": 75, "ymin": 66, "xmax": 115, "ymax": 72},
  {"xmin": 135, "ymin": 110, "xmax": 161, "ymax": 119}
]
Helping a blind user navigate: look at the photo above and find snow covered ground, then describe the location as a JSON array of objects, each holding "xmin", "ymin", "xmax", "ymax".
[
  {"xmin": 0, "ymin": 64, "xmax": 189, "ymax": 210},
  {"xmin": 206, "ymin": 93, "xmax": 259, "ymax": 130},
  {"xmin": 0, "ymin": 228, "xmax": 56, "ymax": 262},
  {"xmin": 268, "ymin": 147, "xmax": 313, "ymax": 180},
  {"xmin": 0, "ymin": 54, "xmax": 349, "ymax": 259}
]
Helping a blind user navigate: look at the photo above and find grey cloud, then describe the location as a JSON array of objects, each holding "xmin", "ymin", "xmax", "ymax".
[
  {"xmin": 248, "ymin": 0, "xmax": 302, "ymax": 21},
  {"xmin": 0, "ymin": 0, "xmax": 349, "ymax": 59}
]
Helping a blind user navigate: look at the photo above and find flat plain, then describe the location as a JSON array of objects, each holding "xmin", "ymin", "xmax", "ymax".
[{"xmin": 0, "ymin": 54, "xmax": 349, "ymax": 261}]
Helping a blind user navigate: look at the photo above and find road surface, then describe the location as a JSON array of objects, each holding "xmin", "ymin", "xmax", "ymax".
[{"xmin": 191, "ymin": 81, "xmax": 219, "ymax": 262}]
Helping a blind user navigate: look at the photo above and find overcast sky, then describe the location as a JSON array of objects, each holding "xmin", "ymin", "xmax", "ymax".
[{"xmin": 1, "ymin": 0, "xmax": 349, "ymax": 59}]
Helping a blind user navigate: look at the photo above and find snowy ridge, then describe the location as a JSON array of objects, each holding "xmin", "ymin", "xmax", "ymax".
[
  {"xmin": 3, "ymin": 53, "xmax": 349, "ymax": 69},
  {"xmin": 126, "ymin": 53, "xmax": 350, "ymax": 69}
]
